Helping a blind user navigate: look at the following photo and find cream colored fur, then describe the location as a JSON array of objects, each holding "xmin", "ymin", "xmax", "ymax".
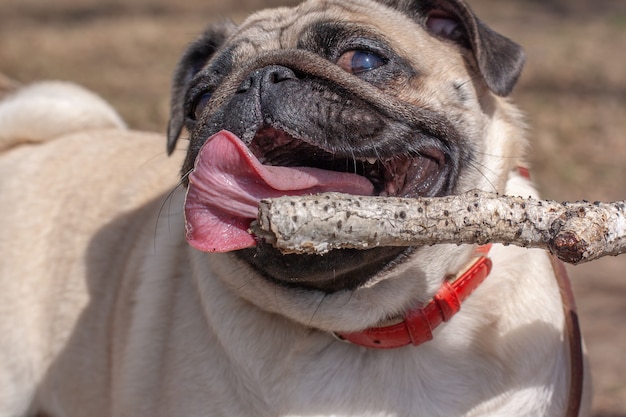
[
  {"xmin": 0, "ymin": 81, "xmax": 126, "ymax": 152},
  {"xmin": 0, "ymin": 71, "xmax": 590, "ymax": 417},
  {"xmin": 0, "ymin": 80, "xmax": 591, "ymax": 417}
]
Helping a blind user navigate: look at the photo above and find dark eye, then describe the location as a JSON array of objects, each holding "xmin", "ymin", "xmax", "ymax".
[
  {"xmin": 337, "ymin": 50, "xmax": 386, "ymax": 75},
  {"xmin": 190, "ymin": 92, "xmax": 212, "ymax": 120}
]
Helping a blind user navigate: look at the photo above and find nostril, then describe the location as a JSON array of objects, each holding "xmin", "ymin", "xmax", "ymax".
[
  {"xmin": 265, "ymin": 66, "xmax": 296, "ymax": 84},
  {"xmin": 238, "ymin": 65, "xmax": 297, "ymax": 94},
  {"xmin": 268, "ymin": 72, "xmax": 282, "ymax": 84},
  {"xmin": 237, "ymin": 76, "xmax": 253, "ymax": 93}
]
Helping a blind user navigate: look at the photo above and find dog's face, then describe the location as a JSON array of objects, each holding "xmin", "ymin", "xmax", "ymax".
[{"xmin": 167, "ymin": 0, "xmax": 525, "ymax": 327}]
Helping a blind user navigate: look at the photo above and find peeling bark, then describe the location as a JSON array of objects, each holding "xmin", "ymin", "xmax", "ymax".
[{"xmin": 251, "ymin": 191, "xmax": 626, "ymax": 265}]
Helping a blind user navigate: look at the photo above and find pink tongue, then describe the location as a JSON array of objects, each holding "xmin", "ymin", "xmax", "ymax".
[{"xmin": 185, "ymin": 130, "xmax": 374, "ymax": 252}]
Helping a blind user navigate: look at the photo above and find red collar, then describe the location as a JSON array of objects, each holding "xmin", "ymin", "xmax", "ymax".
[{"xmin": 335, "ymin": 245, "xmax": 492, "ymax": 349}]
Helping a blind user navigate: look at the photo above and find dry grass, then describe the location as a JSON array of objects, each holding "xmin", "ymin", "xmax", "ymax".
[{"xmin": 1, "ymin": 0, "xmax": 625, "ymax": 414}]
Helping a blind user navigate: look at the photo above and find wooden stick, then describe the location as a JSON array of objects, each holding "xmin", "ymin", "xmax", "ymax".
[{"xmin": 251, "ymin": 191, "xmax": 626, "ymax": 265}]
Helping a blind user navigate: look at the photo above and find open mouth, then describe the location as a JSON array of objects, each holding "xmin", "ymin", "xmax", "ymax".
[
  {"xmin": 249, "ymin": 127, "xmax": 447, "ymax": 198},
  {"xmin": 182, "ymin": 125, "xmax": 456, "ymax": 292},
  {"xmin": 184, "ymin": 127, "xmax": 449, "ymax": 254}
]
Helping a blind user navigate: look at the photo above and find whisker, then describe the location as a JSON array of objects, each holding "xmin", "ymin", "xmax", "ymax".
[
  {"xmin": 467, "ymin": 159, "xmax": 499, "ymax": 193},
  {"xmin": 153, "ymin": 171, "xmax": 191, "ymax": 253},
  {"xmin": 307, "ymin": 293, "xmax": 329, "ymax": 327},
  {"xmin": 459, "ymin": 144, "xmax": 529, "ymax": 194},
  {"xmin": 348, "ymin": 146, "xmax": 358, "ymax": 175},
  {"xmin": 372, "ymin": 144, "xmax": 383, "ymax": 161},
  {"xmin": 230, "ymin": 265, "xmax": 259, "ymax": 292},
  {"xmin": 473, "ymin": 149, "xmax": 523, "ymax": 160}
]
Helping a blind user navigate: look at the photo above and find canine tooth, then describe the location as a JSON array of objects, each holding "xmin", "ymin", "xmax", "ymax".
[{"xmin": 365, "ymin": 158, "xmax": 377, "ymax": 164}]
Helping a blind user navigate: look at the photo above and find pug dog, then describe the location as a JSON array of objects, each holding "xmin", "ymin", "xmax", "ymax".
[{"xmin": 0, "ymin": 0, "xmax": 591, "ymax": 416}]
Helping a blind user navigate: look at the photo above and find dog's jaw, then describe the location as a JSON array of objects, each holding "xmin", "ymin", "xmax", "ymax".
[
  {"xmin": 184, "ymin": 128, "xmax": 433, "ymax": 292},
  {"xmin": 184, "ymin": 123, "xmax": 457, "ymax": 293}
]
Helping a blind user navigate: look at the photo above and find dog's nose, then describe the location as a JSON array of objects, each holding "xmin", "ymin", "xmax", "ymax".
[{"xmin": 237, "ymin": 65, "xmax": 297, "ymax": 94}]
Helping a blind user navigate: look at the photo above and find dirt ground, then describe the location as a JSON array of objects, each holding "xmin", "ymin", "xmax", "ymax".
[{"xmin": 1, "ymin": 0, "xmax": 624, "ymax": 414}]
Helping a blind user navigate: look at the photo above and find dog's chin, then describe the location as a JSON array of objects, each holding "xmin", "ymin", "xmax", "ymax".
[{"xmin": 237, "ymin": 245, "xmax": 413, "ymax": 293}]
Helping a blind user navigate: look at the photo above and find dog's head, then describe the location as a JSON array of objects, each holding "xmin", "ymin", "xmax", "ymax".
[{"xmin": 167, "ymin": 0, "xmax": 526, "ymax": 330}]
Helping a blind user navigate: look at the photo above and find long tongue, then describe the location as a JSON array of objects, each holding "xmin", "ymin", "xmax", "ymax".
[{"xmin": 184, "ymin": 130, "xmax": 374, "ymax": 252}]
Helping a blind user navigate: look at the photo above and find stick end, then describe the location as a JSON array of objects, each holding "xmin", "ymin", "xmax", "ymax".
[{"xmin": 549, "ymin": 231, "xmax": 587, "ymax": 264}]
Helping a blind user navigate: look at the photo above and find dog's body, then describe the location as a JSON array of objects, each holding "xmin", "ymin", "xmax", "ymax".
[{"xmin": 0, "ymin": 0, "xmax": 590, "ymax": 416}]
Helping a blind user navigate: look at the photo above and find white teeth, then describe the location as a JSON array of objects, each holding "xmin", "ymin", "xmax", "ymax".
[{"xmin": 365, "ymin": 158, "xmax": 378, "ymax": 164}]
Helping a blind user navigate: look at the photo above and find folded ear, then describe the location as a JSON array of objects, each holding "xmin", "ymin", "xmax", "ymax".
[
  {"xmin": 379, "ymin": 0, "xmax": 525, "ymax": 97},
  {"xmin": 167, "ymin": 21, "xmax": 236, "ymax": 155}
]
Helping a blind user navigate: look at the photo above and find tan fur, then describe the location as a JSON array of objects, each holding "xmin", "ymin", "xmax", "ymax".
[{"xmin": 0, "ymin": 1, "xmax": 591, "ymax": 416}]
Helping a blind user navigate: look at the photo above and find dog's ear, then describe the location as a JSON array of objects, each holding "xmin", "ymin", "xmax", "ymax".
[
  {"xmin": 379, "ymin": 0, "xmax": 525, "ymax": 97},
  {"xmin": 167, "ymin": 21, "xmax": 236, "ymax": 155}
]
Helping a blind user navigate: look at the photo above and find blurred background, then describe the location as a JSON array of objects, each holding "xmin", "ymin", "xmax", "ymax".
[{"xmin": 0, "ymin": 0, "xmax": 624, "ymax": 414}]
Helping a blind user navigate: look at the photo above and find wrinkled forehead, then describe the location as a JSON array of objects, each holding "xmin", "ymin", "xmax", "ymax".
[{"xmin": 226, "ymin": 0, "xmax": 430, "ymax": 59}]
